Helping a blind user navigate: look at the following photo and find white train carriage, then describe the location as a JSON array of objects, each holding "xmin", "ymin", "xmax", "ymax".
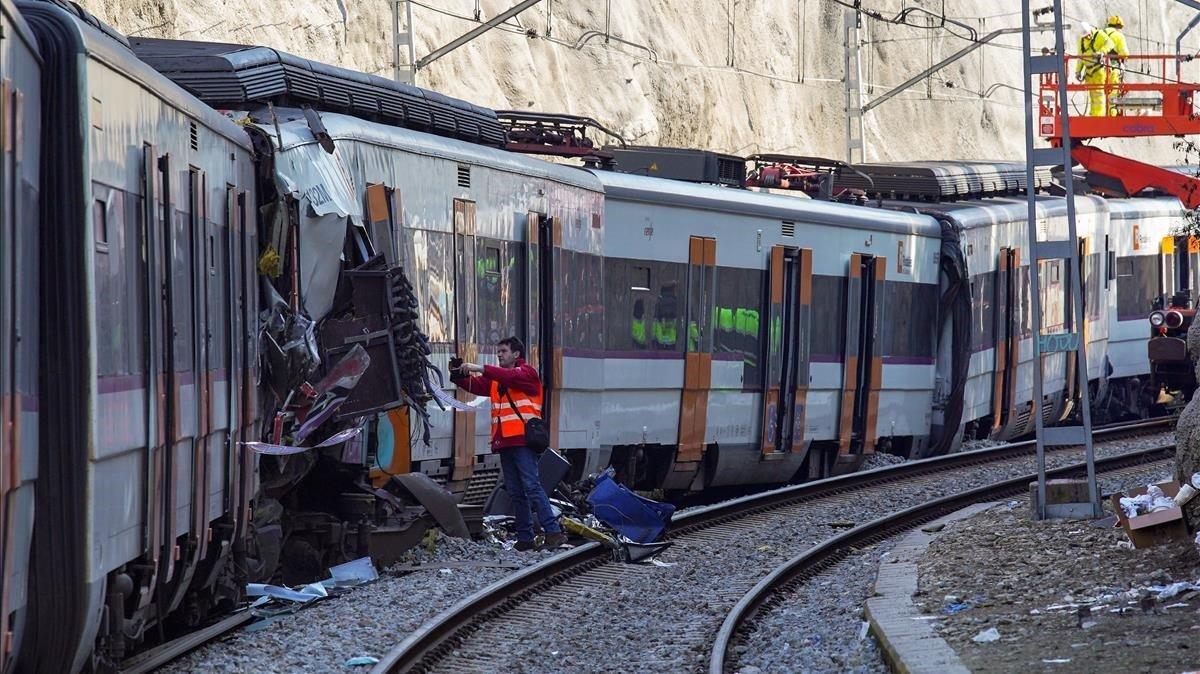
[
  {"xmin": 14, "ymin": 1, "xmax": 260, "ymax": 669},
  {"xmin": 913, "ymin": 196, "xmax": 1111, "ymax": 443},
  {"xmin": 591, "ymin": 170, "xmax": 944, "ymax": 489},
  {"xmin": 1103, "ymin": 198, "xmax": 1182, "ymax": 412},
  {"xmin": 258, "ymin": 111, "xmax": 605, "ymax": 497},
  {"xmin": 0, "ymin": 0, "xmax": 41, "ymax": 669}
]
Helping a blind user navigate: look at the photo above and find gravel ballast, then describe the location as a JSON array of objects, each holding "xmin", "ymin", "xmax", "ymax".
[
  {"xmin": 163, "ymin": 536, "xmax": 557, "ymax": 673},
  {"xmin": 424, "ymin": 432, "xmax": 1174, "ymax": 672},
  {"xmin": 912, "ymin": 465, "xmax": 1200, "ymax": 674},
  {"xmin": 731, "ymin": 464, "xmax": 1179, "ymax": 674}
]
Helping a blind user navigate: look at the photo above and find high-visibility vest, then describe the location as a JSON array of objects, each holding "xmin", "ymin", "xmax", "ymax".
[
  {"xmin": 1102, "ymin": 27, "xmax": 1129, "ymax": 58},
  {"xmin": 1076, "ymin": 31, "xmax": 1116, "ymax": 77},
  {"xmin": 489, "ymin": 380, "xmax": 543, "ymax": 439},
  {"xmin": 632, "ymin": 318, "xmax": 648, "ymax": 346}
]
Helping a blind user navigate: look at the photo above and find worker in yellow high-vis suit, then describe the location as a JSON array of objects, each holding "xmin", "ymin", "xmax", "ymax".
[
  {"xmin": 1076, "ymin": 23, "xmax": 1116, "ymax": 116},
  {"xmin": 1103, "ymin": 15, "xmax": 1130, "ymax": 116}
]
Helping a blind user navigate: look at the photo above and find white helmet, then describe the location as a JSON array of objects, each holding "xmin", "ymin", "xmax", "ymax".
[{"xmin": 1080, "ymin": 21, "xmax": 1096, "ymax": 35}]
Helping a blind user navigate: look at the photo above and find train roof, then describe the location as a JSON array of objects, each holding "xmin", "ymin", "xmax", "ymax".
[
  {"xmin": 1104, "ymin": 196, "xmax": 1185, "ymax": 220},
  {"xmin": 129, "ymin": 37, "xmax": 505, "ymax": 149},
  {"xmin": 16, "ymin": 0, "xmax": 251, "ymax": 150},
  {"xmin": 3, "ymin": 0, "xmax": 41, "ymax": 65},
  {"xmin": 835, "ymin": 160, "xmax": 1054, "ymax": 201},
  {"xmin": 885, "ymin": 194, "xmax": 1111, "ymax": 230},
  {"xmin": 269, "ymin": 110, "xmax": 603, "ymax": 193},
  {"xmin": 590, "ymin": 169, "xmax": 943, "ymax": 238}
]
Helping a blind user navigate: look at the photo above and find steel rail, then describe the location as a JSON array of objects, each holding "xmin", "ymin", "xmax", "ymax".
[
  {"xmin": 707, "ymin": 443, "xmax": 1176, "ymax": 674},
  {"xmin": 119, "ymin": 610, "xmax": 254, "ymax": 673},
  {"xmin": 372, "ymin": 416, "xmax": 1171, "ymax": 673}
]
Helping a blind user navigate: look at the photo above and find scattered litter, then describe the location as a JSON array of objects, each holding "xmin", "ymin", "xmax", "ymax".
[
  {"xmin": 1120, "ymin": 485, "xmax": 1177, "ymax": 518},
  {"xmin": 439, "ymin": 568, "xmax": 453, "ymax": 575},
  {"xmin": 1176, "ymin": 472, "xmax": 1200, "ymax": 507},
  {"xmin": 648, "ymin": 559, "xmax": 676, "ymax": 567},
  {"xmin": 921, "ymin": 523, "xmax": 946, "ymax": 533},
  {"xmin": 972, "ymin": 627, "xmax": 1001, "ymax": 643},
  {"xmin": 344, "ymin": 656, "xmax": 379, "ymax": 667},
  {"xmin": 244, "ymin": 556, "xmax": 378, "ymax": 622},
  {"xmin": 329, "ymin": 556, "xmax": 379, "ymax": 585},
  {"xmin": 246, "ymin": 581, "xmax": 328, "ymax": 604},
  {"xmin": 858, "ymin": 621, "xmax": 870, "ymax": 641},
  {"xmin": 1043, "ymin": 603, "xmax": 1080, "ymax": 612},
  {"xmin": 1042, "ymin": 659, "xmax": 1071, "ymax": 664},
  {"xmin": 1080, "ymin": 620, "xmax": 1098, "ymax": 630},
  {"xmin": 1165, "ymin": 603, "xmax": 1191, "ymax": 610},
  {"xmin": 910, "ymin": 616, "xmax": 942, "ymax": 621},
  {"xmin": 1151, "ymin": 581, "xmax": 1200, "ymax": 600},
  {"xmin": 944, "ymin": 603, "xmax": 971, "ymax": 615}
]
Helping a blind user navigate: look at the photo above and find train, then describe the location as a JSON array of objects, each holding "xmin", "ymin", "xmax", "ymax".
[{"xmin": 0, "ymin": 0, "xmax": 1192, "ymax": 670}]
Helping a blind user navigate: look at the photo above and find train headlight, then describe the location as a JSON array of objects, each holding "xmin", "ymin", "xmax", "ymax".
[
  {"xmin": 1150, "ymin": 311, "xmax": 1166, "ymax": 327},
  {"xmin": 1166, "ymin": 311, "xmax": 1185, "ymax": 329}
]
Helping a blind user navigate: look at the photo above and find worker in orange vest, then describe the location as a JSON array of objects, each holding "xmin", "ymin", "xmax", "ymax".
[{"xmin": 452, "ymin": 337, "xmax": 566, "ymax": 551}]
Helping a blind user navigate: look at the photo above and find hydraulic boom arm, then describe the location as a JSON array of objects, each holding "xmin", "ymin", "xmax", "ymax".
[{"xmin": 1071, "ymin": 144, "xmax": 1200, "ymax": 210}]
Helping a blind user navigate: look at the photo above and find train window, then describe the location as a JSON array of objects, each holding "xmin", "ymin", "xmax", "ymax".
[
  {"xmin": 885, "ymin": 281, "xmax": 937, "ymax": 358},
  {"xmin": 93, "ymin": 199, "xmax": 109, "ymax": 251},
  {"xmin": 631, "ymin": 265, "xmax": 651, "ymax": 292},
  {"xmin": 1117, "ymin": 255, "xmax": 1159, "ymax": 320},
  {"xmin": 715, "ymin": 266, "xmax": 765, "ymax": 389},
  {"xmin": 482, "ymin": 246, "xmax": 500, "ymax": 278},
  {"xmin": 810, "ymin": 275, "xmax": 846, "ymax": 359}
]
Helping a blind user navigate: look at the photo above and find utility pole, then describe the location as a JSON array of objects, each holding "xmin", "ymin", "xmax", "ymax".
[
  {"xmin": 843, "ymin": 8, "xmax": 866, "ymax": 163},
  {"xmin": 392, "ymin": 0, "xmax": 415, "ymax": 84}
]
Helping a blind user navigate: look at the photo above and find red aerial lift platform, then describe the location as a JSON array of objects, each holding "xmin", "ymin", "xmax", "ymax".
[{"xmin": 1038, "ymin": 53, "xmax": 1200, "ymax": 208}]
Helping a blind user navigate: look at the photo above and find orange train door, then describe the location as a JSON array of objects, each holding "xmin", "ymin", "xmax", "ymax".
[
  {"xmin": 526, "ymin": 213, "xmax": 561, "ymax": 449},
  {"xmin": 838, "ymin": 253, "xmax": 885, "ymax": 462},
  {"xmin": 759, "ymin": 246, "xmax": 812, "ymax": 457},
  {"xmin": 451, "ymin": 200, "xmax": 478, "ymax": 484},
  {"xmin": 991, "ymin": 248, "xmax": 1019, "ymax": 434},
  {"xmin": 673, "ymin": 236, "xmax": 716, "ymax": 481}
]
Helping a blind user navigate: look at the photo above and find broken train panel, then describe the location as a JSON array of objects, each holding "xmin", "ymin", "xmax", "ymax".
[{"xmin": 244, "ymin": 107, "xmax": 604, "ymax": 576}]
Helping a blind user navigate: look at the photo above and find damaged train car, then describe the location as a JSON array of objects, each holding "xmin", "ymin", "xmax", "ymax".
[{"xmin": 129, "ymin": 32, "xmax": 606, "ymax": 584}]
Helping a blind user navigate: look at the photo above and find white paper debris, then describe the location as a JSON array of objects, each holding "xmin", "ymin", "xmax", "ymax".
[
  {"xmin": 1151, "ymin": 581, "xmax": 1200, "ymax": 600},
  {"xmin": 1120, "ymin": 485, "xmax": 1177, "ymax": 518},
  {"xmin": 1042, "ymin": 659, "xmax": 1071, "ymax": 664},
  {"xmin": 972, "ymin": 627, "xmax": 1001, "ymax": 643}
]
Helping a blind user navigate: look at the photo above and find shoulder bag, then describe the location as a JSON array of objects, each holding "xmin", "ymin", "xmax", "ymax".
[{"xmin": 504, "ymin": 389, "xmax": 550, "ymax": 452}]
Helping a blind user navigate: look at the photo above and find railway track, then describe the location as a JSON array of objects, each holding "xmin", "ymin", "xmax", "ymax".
[
  {"xmin": 707, "ymin": 444, "xmax": 1176, "ymax": 674},
  {"xmin": 371, "ymin": 418, "xmax": 1174, "ymax": 673}
]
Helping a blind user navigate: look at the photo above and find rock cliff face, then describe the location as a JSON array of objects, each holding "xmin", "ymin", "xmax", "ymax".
[{"xmin": 85, "ymin": 0, "xmax": 1200, "ymax": 162}]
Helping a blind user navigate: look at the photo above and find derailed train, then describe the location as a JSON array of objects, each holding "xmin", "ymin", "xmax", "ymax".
[{"xmin": 0, "ymin": 0, "xmax": 1194, "ymax": 669}]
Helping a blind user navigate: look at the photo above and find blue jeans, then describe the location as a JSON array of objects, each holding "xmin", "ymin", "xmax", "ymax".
[{"xmin": 500, "ymin": 445, "xmax": 562, "ymax": 542}]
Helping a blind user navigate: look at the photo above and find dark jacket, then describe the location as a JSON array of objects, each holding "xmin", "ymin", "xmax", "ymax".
[{"xmin": 451, "ymin": 358, "xmax": 542, "ymax": 451}]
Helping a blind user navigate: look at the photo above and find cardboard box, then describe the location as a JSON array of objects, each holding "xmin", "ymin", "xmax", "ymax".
[{"xmin": 1111, "ymin": 481, "xmax": 1191, "ymax": 549}]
